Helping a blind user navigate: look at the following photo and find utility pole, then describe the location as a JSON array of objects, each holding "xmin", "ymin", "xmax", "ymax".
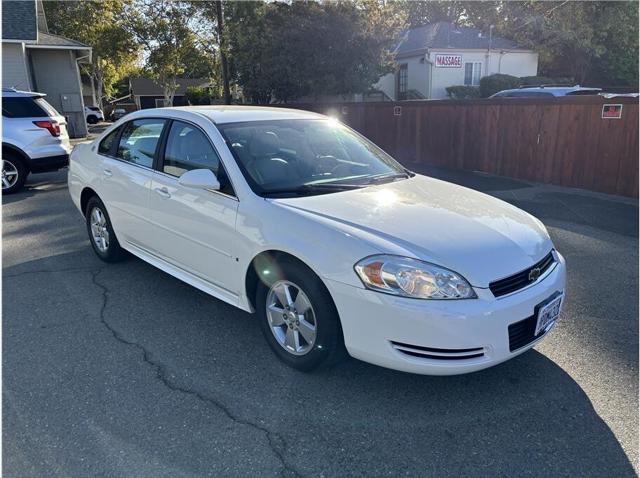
[{"xmin": 215, "ymin": 0, "xmax": 231, "ymax": 105}]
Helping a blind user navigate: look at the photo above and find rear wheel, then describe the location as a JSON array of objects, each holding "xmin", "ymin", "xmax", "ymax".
[
  {"xmin": 1, "ymin": 153, "xmax": 27, "ymax": 194},
  {"xmin": 87, "ymin": 115, "xmax": 98, "ymax": 124},
  {"xmin": 85, "ymin": 196, "xmax": 127, "ymax": 262},
  {"xmin": 256, "ymin": 258, "xmax": 346, "ymax": 371}
]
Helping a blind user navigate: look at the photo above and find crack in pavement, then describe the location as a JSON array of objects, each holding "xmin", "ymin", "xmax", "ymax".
[{"xmin": 90, "ymin": 268, "xmax": 302, "ymax": 478}]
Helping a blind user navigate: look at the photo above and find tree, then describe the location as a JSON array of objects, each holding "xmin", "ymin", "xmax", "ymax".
[
  {"xmin": 43, "ymin": 0, "xmax": 139, "ymax": 109},
  {"xmin": 127, "ymin": 0, "xmax": 216, "ymax": 106},
  {"xmin": 499, "ymin": 1, "xmax": 639, "ymax": 86},
  {"xmin": 226, "ymin": 0, "xmax": 404, "ymax": 103}
]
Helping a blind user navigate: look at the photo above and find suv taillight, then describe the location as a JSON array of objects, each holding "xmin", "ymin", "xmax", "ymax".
[{"xmin": 33, "ymin": 120, "xmax": 61, "ymax": 137}]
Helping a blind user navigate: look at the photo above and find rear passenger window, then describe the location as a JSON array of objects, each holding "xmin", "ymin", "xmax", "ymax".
[
  {"xmin": 116, "ymin": 119, "xmax": 165, "ymax": 168},
  {"xmin": 2, "ymin": 97, "xmax": 49, "ymax": 118},
  {"xmin": 98, "ymin": 128, "xmax": 119, "ymax": 155}
]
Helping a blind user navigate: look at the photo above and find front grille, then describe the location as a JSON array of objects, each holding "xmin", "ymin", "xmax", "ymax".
[
  {"xmin": 508, "ymin": 314, "xmax": 549, "ymax": 351},
  {"xmin": 390, "ymin": 341, "xmax": 484, "ymax": 360},
  {"xmin": 490, "ymin": 251, "xmax": 555, "ymax": 298}
]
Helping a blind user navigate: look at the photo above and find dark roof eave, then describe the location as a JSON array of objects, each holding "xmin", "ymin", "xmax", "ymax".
[{"xmin": 395, "ymin": 47, "xmax": 535, "ymax": 59}]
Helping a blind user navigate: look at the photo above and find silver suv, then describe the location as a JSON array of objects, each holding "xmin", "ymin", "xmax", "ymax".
[
  {"xmin": 491, "ymin": 85, "xmax": 602, "ymax": 98},
  {"xmin": 2, "ymin": 87, "xmax": 71, "ymax": 194}
]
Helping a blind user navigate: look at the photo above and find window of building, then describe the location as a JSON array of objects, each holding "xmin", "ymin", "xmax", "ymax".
[
  {"xmin": 464, "ymin": 62, "xmax": 482, "ymax": 86},
  {"xmin": 396, "ymin": 64, "xmax": 408, "ymax": 100}
]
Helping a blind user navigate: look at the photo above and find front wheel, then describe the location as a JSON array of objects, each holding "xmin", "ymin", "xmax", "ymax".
[{"xmin": 256, "ymin": 259, "xmax": 346, "ymax": 371}]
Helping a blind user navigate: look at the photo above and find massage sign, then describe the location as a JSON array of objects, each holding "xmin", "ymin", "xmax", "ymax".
[{"xmin": 434, "ymin": 54, "xmax": 463, "ymax": 68}]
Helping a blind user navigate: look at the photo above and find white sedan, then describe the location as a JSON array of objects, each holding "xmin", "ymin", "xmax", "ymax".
[{"xmin": 68, "ymin": 106, "xmax": 566, "ymax": 375}]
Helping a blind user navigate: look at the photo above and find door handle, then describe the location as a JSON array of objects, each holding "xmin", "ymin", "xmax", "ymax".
[
  {"xmin": 154, "ymin": 187, "xmax": 171, "ymax": 199},
  {"xmin": 103, "ymin": 169, "xmax": 113, "ymax": 177}
]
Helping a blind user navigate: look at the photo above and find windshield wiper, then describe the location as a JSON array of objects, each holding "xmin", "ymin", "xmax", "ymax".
[
  {"xmin": 261, "ymin": 183, "xmax": 363, "ymax": 197},
  {"xmin": 359, "ymin": 172, "xmax": 411, "ymax": 185}
]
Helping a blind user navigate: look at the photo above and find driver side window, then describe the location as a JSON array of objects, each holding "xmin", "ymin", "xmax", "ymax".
[{"xmin": 163, "ymin": 121, "xmax": 234, "ymax": 196}]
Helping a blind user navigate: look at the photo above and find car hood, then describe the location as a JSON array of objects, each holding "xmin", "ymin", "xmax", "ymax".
[{"xmin": 274, "ymin": 175, "xmax": 553, "ymax": 287}]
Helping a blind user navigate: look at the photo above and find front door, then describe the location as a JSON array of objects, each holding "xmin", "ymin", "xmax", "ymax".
[{"xmin": 147, "ymin": 120, "xmax": 240, "ymax": 296}]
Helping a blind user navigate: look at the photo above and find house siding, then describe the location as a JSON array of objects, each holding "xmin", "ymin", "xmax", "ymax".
[
  {"xmin": 2, "ymin": 43, "xmax": 31, "ymax": 90},
  {"xmin": 29, "ymin": 48, "xmax": 87, "ymax": 137}
]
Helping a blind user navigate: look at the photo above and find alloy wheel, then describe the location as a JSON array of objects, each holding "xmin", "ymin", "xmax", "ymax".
[
  {"xmin": 90, "ymin": 207, "xmax": 110, "ymax": 252},
  {"xmin": 1, "ymin": 160, "xmax": 19, "ymax": 190},
  {"xmin": 266, "ymin": 280, "xmax": 317, "ymax": 356}
]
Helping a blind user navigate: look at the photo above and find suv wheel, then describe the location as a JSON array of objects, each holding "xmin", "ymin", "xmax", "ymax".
[
  {"xmin": 87, "ymin": 115, "xmax": 98, "ymax": 125},
  {"xmin": 2, "ymin": 153, "xmax": 27, "ymax": 194}
]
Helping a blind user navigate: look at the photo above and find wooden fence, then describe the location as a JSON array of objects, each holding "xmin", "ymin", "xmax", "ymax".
[{"xmin": 290, "ymin": 96, "xmax": 639, "ymax": 197}]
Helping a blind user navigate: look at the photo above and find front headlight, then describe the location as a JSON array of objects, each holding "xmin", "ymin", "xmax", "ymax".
[{"xmin": 354, "ymin": 255, "xmax": 476, "ymax": 299}]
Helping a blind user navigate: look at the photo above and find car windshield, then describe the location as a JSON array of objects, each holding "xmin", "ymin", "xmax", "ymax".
[{"xmin": 217, "ymin": 119, "xmax": 410, "ymax": 197}]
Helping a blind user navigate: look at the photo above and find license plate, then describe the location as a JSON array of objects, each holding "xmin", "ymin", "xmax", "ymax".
[{"xmin": 535, "ymin": 293, "xmax": 563, "ymax": 336}]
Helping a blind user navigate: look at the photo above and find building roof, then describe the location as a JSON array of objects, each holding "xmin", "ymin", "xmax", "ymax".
[
  {"xmin": 130, "ymin": 77, "xmax": 213, "ymax": 96},
  {"xmin": 395, "ymin": 22, "xmax": 526, "ymax": 57},
  {"xmin": 2, "ymin": 0, "xmax": 37, "ymax": 41},
  {"xmin": 31, "ymin": 31, "xmax": 90, "ymax": 49}
]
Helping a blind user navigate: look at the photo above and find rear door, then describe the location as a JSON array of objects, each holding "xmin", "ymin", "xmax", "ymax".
[
  {"xmin": 98, "ymin": 118, "xmax": 167, "ymax": 249},
  {"xmin": 146, "ymin": 119, "xmax": 240, "ymax": 296}
]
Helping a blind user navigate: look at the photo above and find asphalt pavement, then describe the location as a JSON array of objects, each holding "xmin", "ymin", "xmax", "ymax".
[{"xmin": 3, "ymin": 166, "xmax": 638, "ymax": 477}]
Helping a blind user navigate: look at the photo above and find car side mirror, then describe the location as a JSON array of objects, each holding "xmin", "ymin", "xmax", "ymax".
[{"xmin": 178, "ymin": 169, "xmax": 220, "ymax": 191}]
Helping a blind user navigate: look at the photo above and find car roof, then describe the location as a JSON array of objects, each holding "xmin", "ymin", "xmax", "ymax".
[
  {"xmin": 2, "ymin": 87, "xmax": 46, "ymax": 98},
  {"xmin": 126, "ymin": 105, "xmax": 327, "ymax": 124},
  {"xmin": 493, "ymin": 86, "xmax": 602, "ymax": 97}
]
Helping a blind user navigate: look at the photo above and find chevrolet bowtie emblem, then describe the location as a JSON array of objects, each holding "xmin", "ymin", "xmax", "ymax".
[{"xmin": 528, "ymin": 267, "xmax": 541, "ymax": 282}]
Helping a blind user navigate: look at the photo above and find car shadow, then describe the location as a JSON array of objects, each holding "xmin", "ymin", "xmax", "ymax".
[
  {"xmin": 4, "ymin": 250, "xmax": 636, "ymax": 477},
  {"xmin": 2, "ymin": 171, "xmax": 68, "ymax": 205}
]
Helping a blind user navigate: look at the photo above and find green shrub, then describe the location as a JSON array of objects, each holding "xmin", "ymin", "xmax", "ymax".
[
  {"xmin": 445, "ymin": 85, "xmax": 481, "ymax": 99},
  {"xmin": 185, "ymin": 86, "xmax": 211, "ymax": 105},
  {"xmin": 479, "ymin": 74, "xmax": 521, "ymax": 97}
]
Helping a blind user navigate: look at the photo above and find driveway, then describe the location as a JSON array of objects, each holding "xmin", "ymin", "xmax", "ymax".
[{"xmin": 3, "ymin": 166, "xmax": 638, "ymax": 477}]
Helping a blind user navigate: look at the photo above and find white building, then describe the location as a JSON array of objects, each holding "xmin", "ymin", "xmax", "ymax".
[
  {"xmin": 376, "ymin": 22, "xmax": 538, "ymax": 100},
  {"xmin": 2, "ymin": 0, "xmax": 92, "ymax": 137}
]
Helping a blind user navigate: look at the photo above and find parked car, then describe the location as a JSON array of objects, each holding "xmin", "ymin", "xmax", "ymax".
[
  {"xmin": 85, "ymin": 105, "xmax": 104, "ymax": 124},
  {"xmin": 68, "ymin": 106, "xmax": 566, "ymax": 375},
  {"xmin": 110, "ymin": 108, "xmax": 127, "ymax": 121},
  {"xmin": 491, "ymin": 85, "xmax": 602, "ymax": 98},
  {"xmin": 2, "ymin": 87, "xmax": 71, "ymax": 194}
]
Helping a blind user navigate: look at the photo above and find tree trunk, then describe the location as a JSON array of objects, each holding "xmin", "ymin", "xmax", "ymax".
[
  {"xmin": 94, "ymin": 70, "xmax": 104, "ymax": 111},
  {"xmin": 215, "ymin": 0, "xmax": 231, "ymax": 105},
  {"xmin": 164, "ymin": 77, "xmax": 177, "ymax": 106}
]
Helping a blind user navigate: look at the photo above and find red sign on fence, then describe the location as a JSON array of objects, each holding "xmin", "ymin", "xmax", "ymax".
[{"xmin": 602, "ymin": 104, "xmax": 623, "ymax": 119}]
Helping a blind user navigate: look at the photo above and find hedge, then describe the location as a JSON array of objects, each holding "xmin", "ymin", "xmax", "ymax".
[
  {"xmin": 479, "ymin": 74, "xmax": 521, "ymax": 98},
  {"xmin": 445, "ymin": 85, "xmax": 481, "ymax": 99}
]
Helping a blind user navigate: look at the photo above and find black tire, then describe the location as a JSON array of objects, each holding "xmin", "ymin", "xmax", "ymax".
[
  {"xmin": 1, "ymin": 152, "xmax": 28, "ymax": 195},
  {"xmin": 85, "ymin": 196, "xmax": 127, "ymax": 262},
  {"xmin": 256, "ymin": 258, "xmax": 346, "ymax": 371},
  {"xmin": 87, "ymin": 115, "xmax": 98, "ymax": 125}
]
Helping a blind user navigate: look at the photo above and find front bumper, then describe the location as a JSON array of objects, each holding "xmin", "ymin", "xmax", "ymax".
[{"xmin": 326, "ymin": 252, "xmax": 566, "ymax": 375}]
